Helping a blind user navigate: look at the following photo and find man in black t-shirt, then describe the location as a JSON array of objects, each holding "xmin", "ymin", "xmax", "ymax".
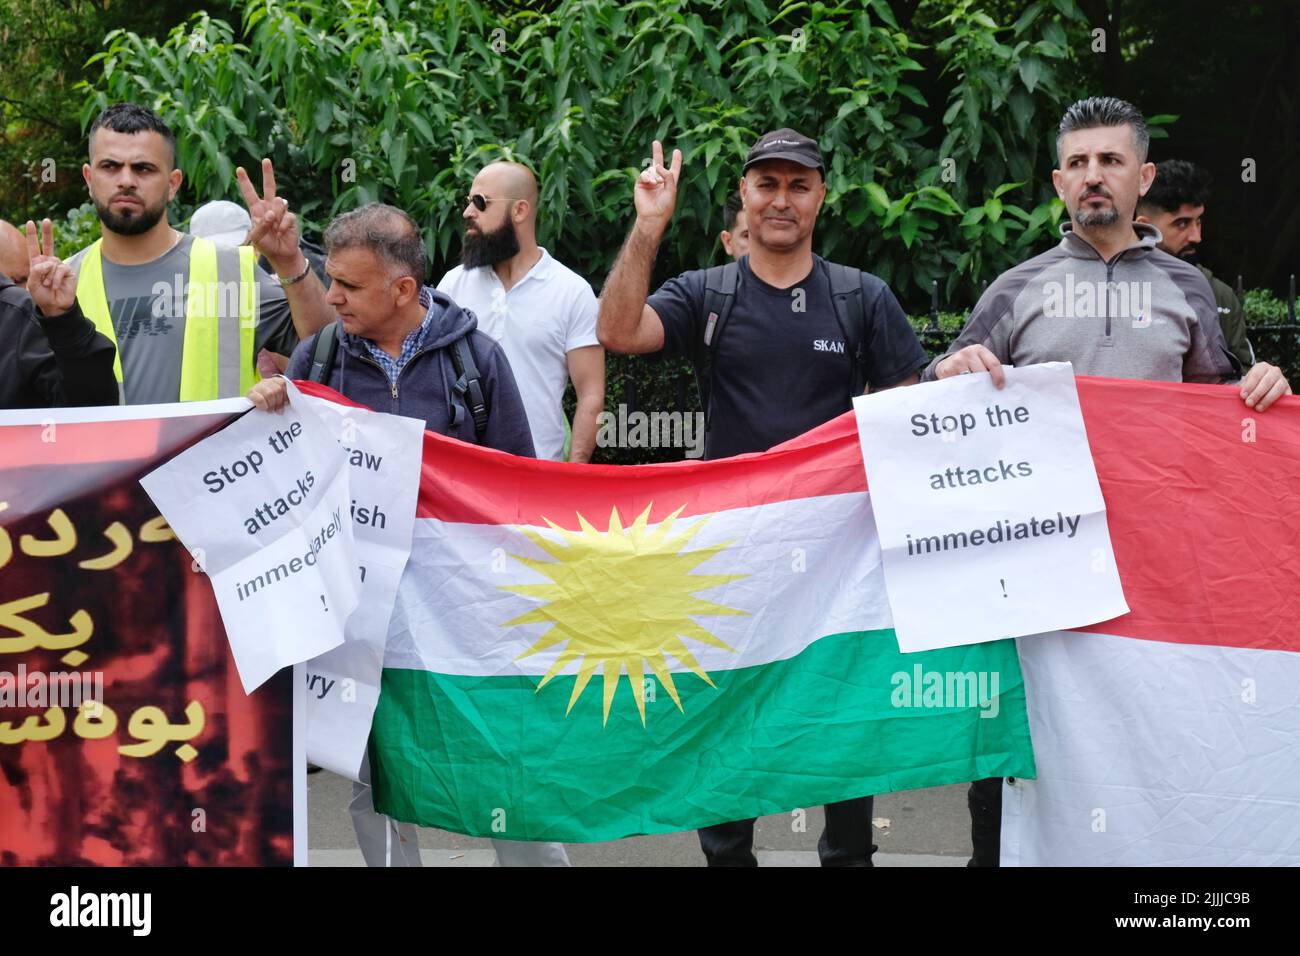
[
  {"xmin": 598, "ymin": 129, "xmax": 927, "ymax": 865},
  {"xmin": 600, "ymin": 130, "xmax": 925, "ymax": 461},
  {"xmin": 647, "ymin": 244, "xmax": 923, "ymax": 458}
]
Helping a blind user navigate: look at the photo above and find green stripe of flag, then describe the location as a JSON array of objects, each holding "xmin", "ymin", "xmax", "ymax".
[{"xmin": 370, "ymin": 630, "xmax": 1035, "ymax": 842}]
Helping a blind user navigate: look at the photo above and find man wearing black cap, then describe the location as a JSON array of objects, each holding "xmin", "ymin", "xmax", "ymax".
[{"xmin": 597, "ymin": 129, "xmax": 928, "ymax": 866}]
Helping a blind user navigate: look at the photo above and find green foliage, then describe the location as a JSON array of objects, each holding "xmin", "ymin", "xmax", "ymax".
[
  {"xmin": 1242, "ymin": 286, "xmax": 1300, "ymax": 387},
  {"xmin": 82, "ymin": 0, "xmax": 1092, "ymax": 308},
  {"xmin": 908, "ymin": 309, "xmax": 970, "ymax": 337},
  {"xmin": 1242, "ymin": 288, "xmax": 1293, "ymax": 327},
  {"xmin": 1241, "ymin": 287, "xmax": 1300, "ymax": 393},
  {"xmin": 0, "ymin": 0, "xmax": 233, "ymax": 223},
  {"xmin": 54, "ymin": 202, "xmax": 104, "ymax": 259}
]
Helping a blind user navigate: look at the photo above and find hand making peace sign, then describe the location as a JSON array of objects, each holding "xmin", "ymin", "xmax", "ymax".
[
  {"xmin": 634, "ymin": 140, "xmax": 683, "ymax": 231},
  {"xmin": 236, "ymin": 158, "xmax": 303, "ymax": 276},
  {"xmin": 24, "ymin": 219, "xmax": 77, "ymax": 317}
]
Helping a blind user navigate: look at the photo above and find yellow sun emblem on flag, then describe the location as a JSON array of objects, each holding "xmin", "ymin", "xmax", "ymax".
[{"xmin": 500, "ymin": 504, "xmax": 747, "ymax": 726}]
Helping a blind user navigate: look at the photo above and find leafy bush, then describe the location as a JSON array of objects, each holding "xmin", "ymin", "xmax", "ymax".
[
  {"xmin": 0, "ymin": 0, "xmax": 233, "ymax": 223},
  {"xmin": 82, "ymin": 0, "xmax": 1093, "ymax": 309},
  {"xmin": 1242, "ymin": 288, "xmax": 1294, "ymax": 327},
  {"xmin": 908, "ymin": 309, "xmax": 970, "ymax": 338},
  {"xmin": 1241, "ymin": 288, "xmax": 1300, "ymax": 386},
  {"xmin": 53, "ymin": 202, "xmax": 105, "ymax": 259}
]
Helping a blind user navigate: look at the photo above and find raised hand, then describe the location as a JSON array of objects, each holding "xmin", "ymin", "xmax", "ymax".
[
  {"xmin": 634, "ymin": 140, "xmax": 682, "ymax": 232},
  {"xmin": 25, "ymin": 219, "xmax": 77, "ymax": 317},
  {"xmin": 236, "ymin": 158, "xmax": 303, "ymax": 276}
]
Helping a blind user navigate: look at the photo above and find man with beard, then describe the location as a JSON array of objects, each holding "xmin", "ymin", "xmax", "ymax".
[
  {"xmin": 67, "ymin": 103, "xmax": 333, "ymax": 403},
  {"xmin": 1136, "ymin": 159, "xmax": 1253, "ymax": 369},
  {"xmin": 926, "ymin": 96, "xmax": 1290, "ymax": 866},
  {"xmin": 437, "ymin": 161, "xmax": 604, "ymax": 463},
  {"xmin": 1, "ymin": 218, "xmax": 118, "ymax": 408}
]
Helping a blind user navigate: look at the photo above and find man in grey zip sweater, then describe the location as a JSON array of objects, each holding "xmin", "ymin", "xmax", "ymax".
[
  {"xmin": 926, "ymin": 96, "xmax": 1291, "ymax": 867},
  {"xmin": 926, "ymin": 100, "xmax": 1289, "ymax": 411}
]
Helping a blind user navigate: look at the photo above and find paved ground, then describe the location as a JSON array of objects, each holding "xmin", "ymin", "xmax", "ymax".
[{"xmin": 307, "ymin": 769, "xmax": 973, "ymax": 866}]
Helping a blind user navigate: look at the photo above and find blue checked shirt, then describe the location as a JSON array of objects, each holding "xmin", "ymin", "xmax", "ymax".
[{"xmin": 360, "ymin": 288, "xmax": 438, "ymax": 387}]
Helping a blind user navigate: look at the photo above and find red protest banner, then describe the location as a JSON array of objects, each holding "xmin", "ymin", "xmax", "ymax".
[{"xmin": 0, "ymin": 405, "xmax": 299, "ymax": 866}]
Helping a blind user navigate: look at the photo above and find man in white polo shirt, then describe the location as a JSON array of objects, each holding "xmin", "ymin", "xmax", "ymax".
[
  {"xmin": 438, "ymin": 161, "xmax": 605, "ymax": 462},
  {"xmin": 437, "ymin": 161, "xmax": 602, "ymax": 867}
]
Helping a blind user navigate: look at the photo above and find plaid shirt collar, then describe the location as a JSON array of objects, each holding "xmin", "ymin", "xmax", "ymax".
[{"xmin": 360, "ymin": 287, "xmax": 437, "ymax": 386}]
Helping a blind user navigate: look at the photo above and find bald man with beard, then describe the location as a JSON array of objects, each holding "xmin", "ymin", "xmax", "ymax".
[
  {"xmin": 438, "ymin": 161, "xmax": 605, "ymax": 465},
  {"xmin": 1, "ymin": 218, "xmax": 118, "ymax": 409},
  {"xmin": 433, "ymin": 161, "xmax": 608, "ymax": 867}
]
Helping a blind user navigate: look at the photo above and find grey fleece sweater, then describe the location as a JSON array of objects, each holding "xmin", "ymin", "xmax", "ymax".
[{"xmin": 924, "ymin": 222, "xmax": 1236, "ymax": 383}]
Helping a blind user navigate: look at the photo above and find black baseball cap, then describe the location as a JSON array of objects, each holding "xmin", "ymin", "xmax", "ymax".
[{"xmin": 742, "ymin": 128, "xmax": 825, "ymax": 175}]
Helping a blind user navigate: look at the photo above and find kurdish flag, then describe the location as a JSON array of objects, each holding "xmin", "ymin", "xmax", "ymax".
[
  {"xmin": 341, "ymin": 391, "xmax": 1037, "ymax": 843},
  {"xmin": 1003, "ymin": 377, "xmax": 1300, "ymax": 866}
]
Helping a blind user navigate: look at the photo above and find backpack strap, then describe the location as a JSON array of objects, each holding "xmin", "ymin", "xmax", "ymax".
[
  {"xmin": 307, "ymin": 322, "xmax": 339, "ymax": 384},
  {"xmin": 695, "ymin": 260, "xmax": 740, "ymax": 426},
  {"xmin": 449, "ymin": 331, "xmax": 489, "ymax": 442},
  {"xmin": 826, "ymin": 262, "xmax": 868, "ymax": 397}
]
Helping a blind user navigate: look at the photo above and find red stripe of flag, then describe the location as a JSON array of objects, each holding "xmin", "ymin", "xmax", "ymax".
[
  {"xmin": 296, "ymin": 377, "xmax": 1300, "ymax": 654},
  {"xmin": 1073, "ymin": 377, "xmax": 1300, "ymax": 653},
  {"xmin": 295, "ymin": 380, "xmax": 869, "ymax": 526},
  {"xmin": 414, "ymin": 411, "xmax": 867, "ymax": 526}
]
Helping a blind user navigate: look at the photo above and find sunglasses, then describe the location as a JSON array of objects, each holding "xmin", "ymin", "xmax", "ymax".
[{"xmin": 466, "ymin": 194, "xmax": 524, "ymax": 212}]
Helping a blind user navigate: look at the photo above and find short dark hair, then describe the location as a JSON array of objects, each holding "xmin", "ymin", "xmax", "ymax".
[
  {"xmin": 723, "ymin": 190, "xmax": 744, "ymax": 231},
  {"xmin": 1137, "ymin": 159, "xmax": 1212, "ymax": 215},
  {"xmin": 324, "ymin": 203, "xmax": 428, "ymax": 283},
  {"xmin": 1056, "ymin": 96, "xmax": 1149, "ymax": 163},
  {"xmin": 88, "ymin": 103, "xmax": 177, "ymax": 167}
]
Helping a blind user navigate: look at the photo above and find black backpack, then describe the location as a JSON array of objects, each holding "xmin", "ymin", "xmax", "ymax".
[
  {"xmin": 693, "ymin": 259, "xmax": 869, "ymax": 425},
  {"xmin": 306, "ymin": 323, "xmax": 489, "ymax": 442}
]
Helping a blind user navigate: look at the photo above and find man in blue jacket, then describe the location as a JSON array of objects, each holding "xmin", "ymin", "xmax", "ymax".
[
  {"xmin": 247, "ymin": 202, "xmax": 540, "ymax": 866},
  {"xmin": 248, "ymin": 202, "xmax": 534, "ymax": 454}
]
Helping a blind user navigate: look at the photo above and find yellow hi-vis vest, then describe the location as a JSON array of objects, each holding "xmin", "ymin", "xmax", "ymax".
[{"xmin": 73, "ymin": 236, "xmax": 259, "ymax": 401}]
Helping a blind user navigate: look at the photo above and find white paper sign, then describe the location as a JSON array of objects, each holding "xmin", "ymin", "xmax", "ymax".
[
  {"xmin": 853, "ymin": 362, "xmax": 1128, "ymax": 652},
  {"xmin": 141, "ymin": 380, "xmax": 361, "ymax": 691},
  {"xmin": 296, "ymin": 392, "xmax": 424, "ymax": 780}
]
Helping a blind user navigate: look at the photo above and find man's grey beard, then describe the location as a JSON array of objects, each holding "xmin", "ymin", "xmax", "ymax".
[{"xmin": 1074, "ymin": 206, "xmax": 1120, "ymax": 228}]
